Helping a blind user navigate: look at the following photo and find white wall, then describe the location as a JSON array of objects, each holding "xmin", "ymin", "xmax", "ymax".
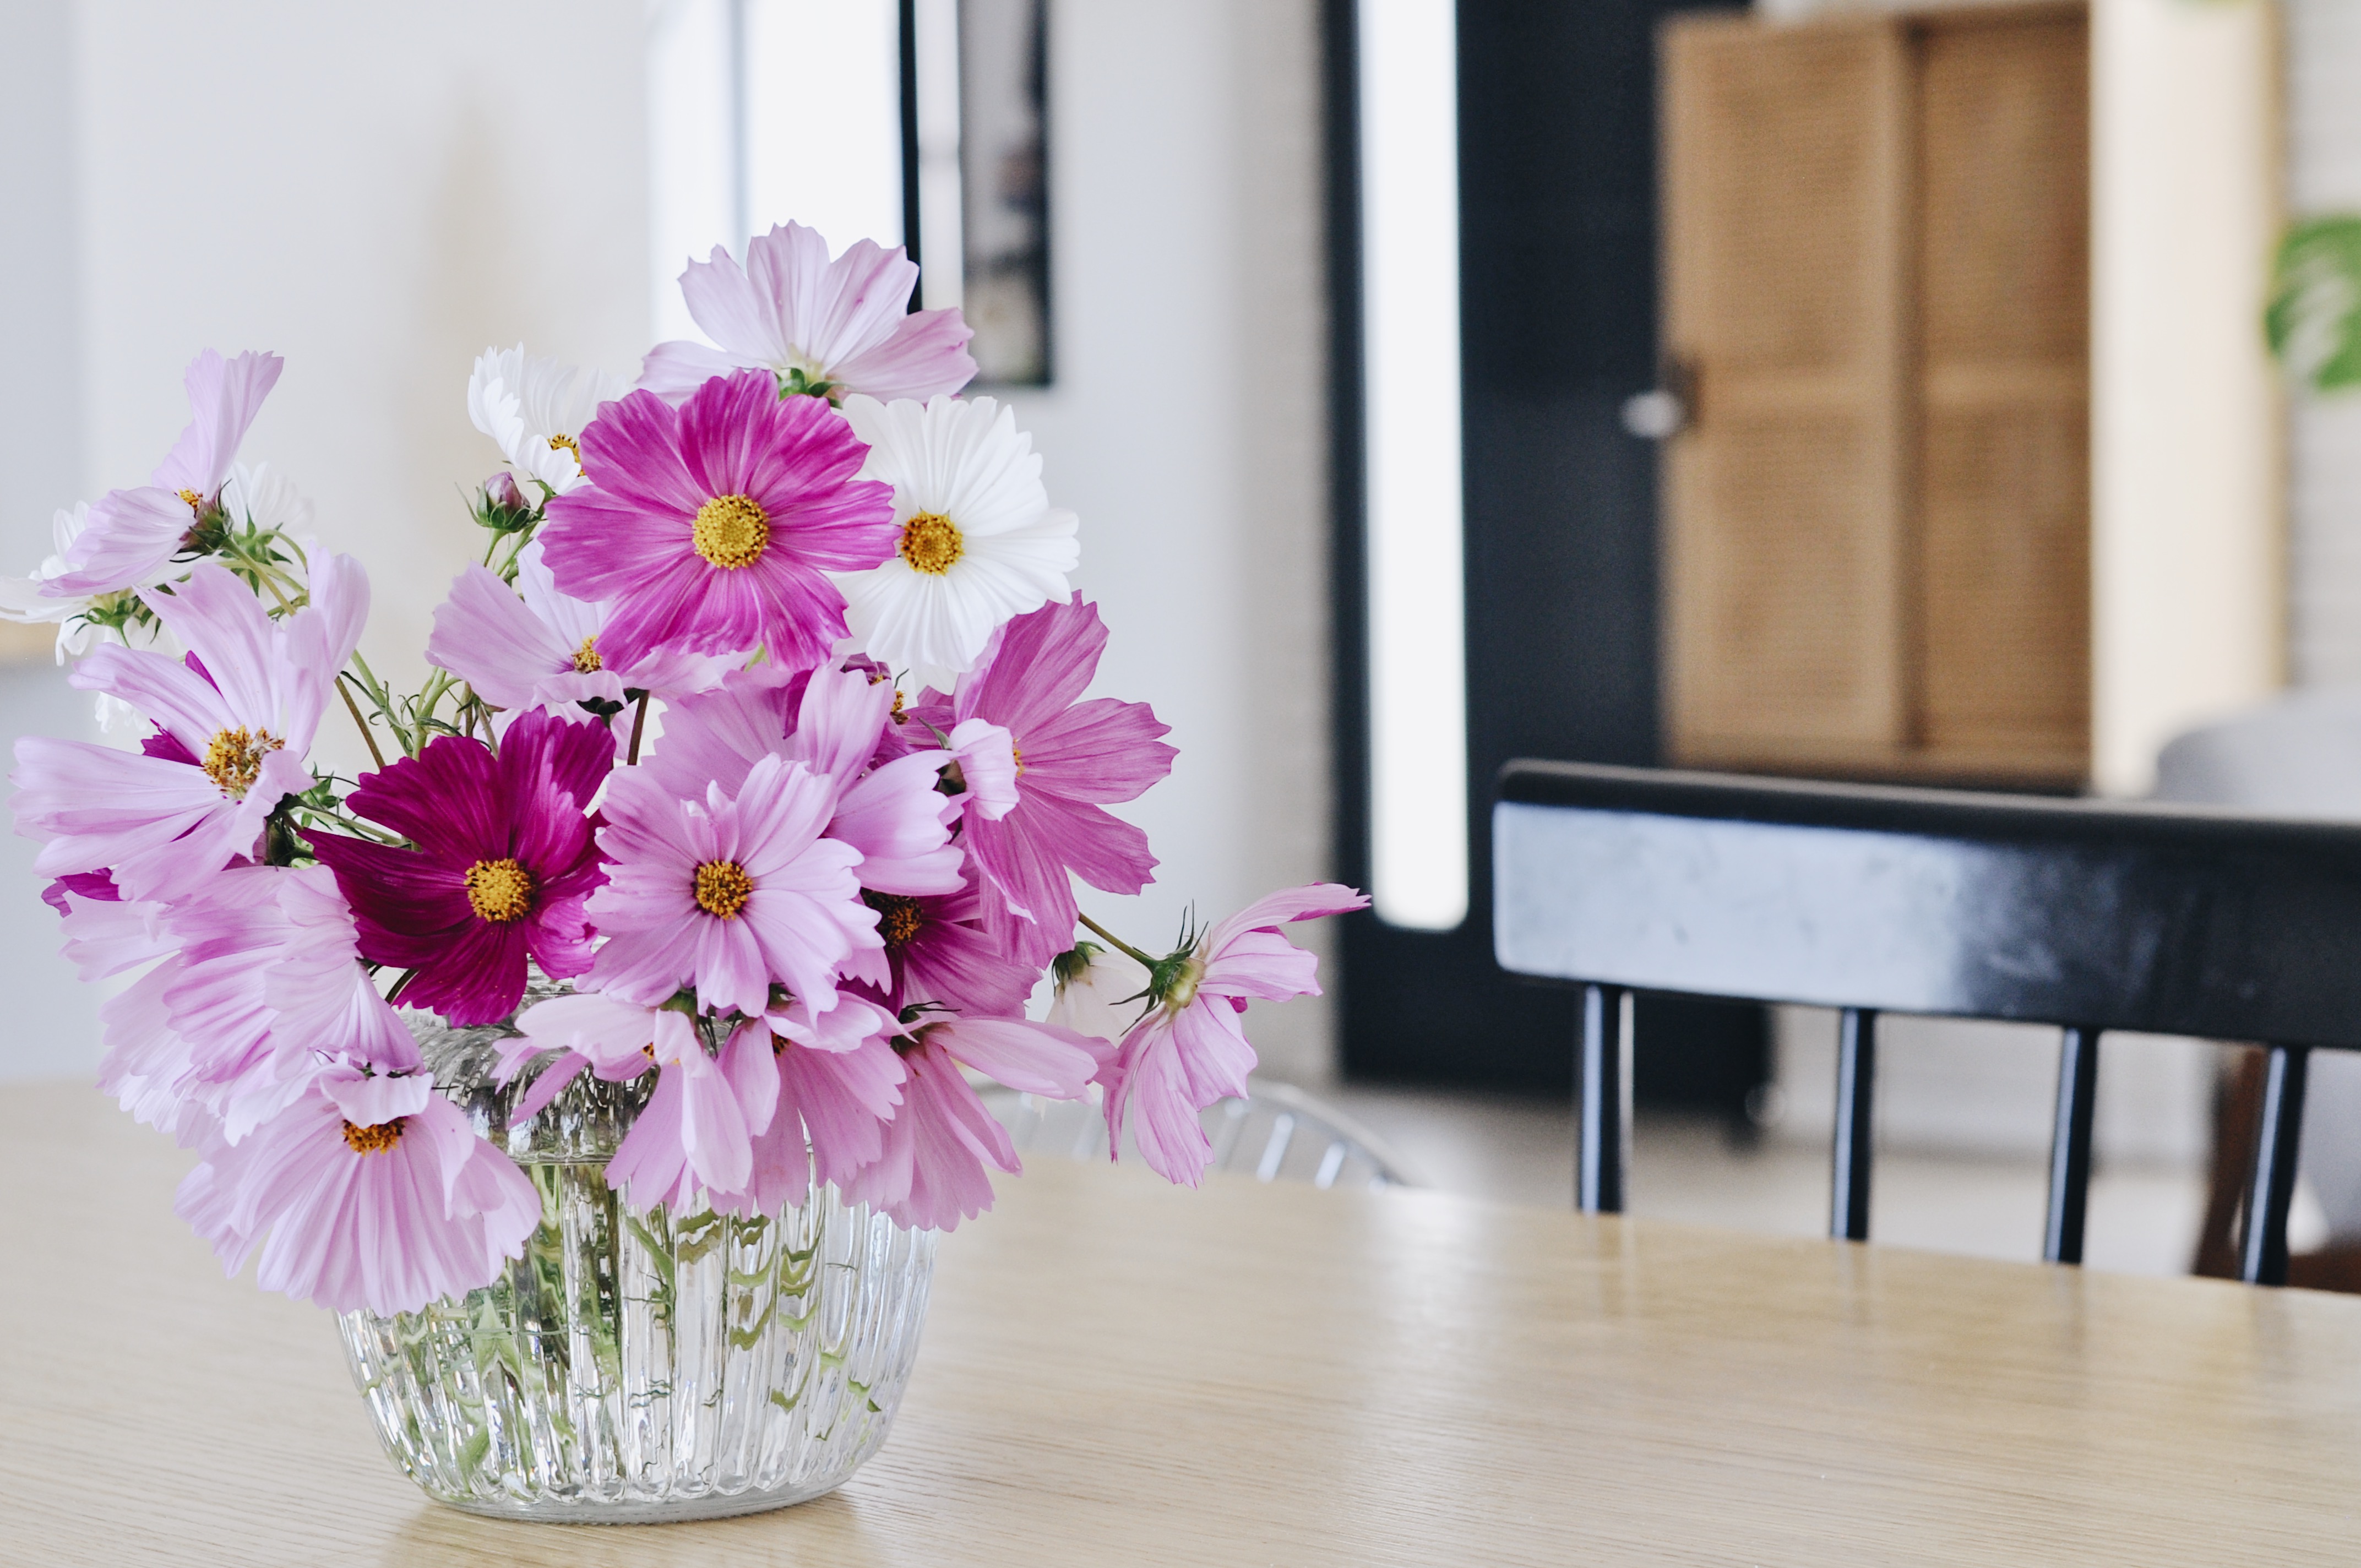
[
  {"xmin": 0, "ymin": 0, "xmax": 1339, "ymax": 1084},
  {"xmin": 0, "ymin": 0, "xmax": 102, "ymax": 1074},
  {"xmin": 1015, "ymin": 0, "xmax": 1336, "ymax": 1082}
]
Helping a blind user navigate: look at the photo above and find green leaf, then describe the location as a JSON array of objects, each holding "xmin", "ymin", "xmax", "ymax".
[{"xmin": 2267, "ymin": 215, "xmax": 2361, "ymax": 394}]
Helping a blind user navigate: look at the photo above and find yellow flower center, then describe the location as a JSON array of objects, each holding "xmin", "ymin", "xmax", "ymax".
[
  {"xmin": 897, "ymin": 511, "xmax": 964, "ymax": 575},
  {"xmin": 202, "ymin": 726, "xmax": 283, "ymax": 798},
  {"xmin": 863, "ymin": 890, "xmax": 926, "ymax": 948},
  {"xmin": 341, "ymin": 1118, "xmax": 405, "ymax": 1156},
  {"xmin": 1011, "ymin": 743, "xmax": 1025, "ymax": 777},
  {"xmin": 694, "ymin": 859, "xmax": 755, "ymax": 918},
  {"xmin": 693, "ymin": 493, "xmax": 770, "ymax": 569},
  {"xmin": 464, "ymin": 858, "xmax": 535, "ymax": 923},
  {"xmin": 177, "ymin": 487, "xmax": 204, "ymax": 516},
  {"xmin": 547, "ymin": 432, "xmax": 581, "ymax": 467},
  {"xmin": 572, "ymin": 635, "xmax": 602, "ymax": 673},
  {"xmin": 889, "ymin": 689, "xmax": 908, "ymax": 725}
]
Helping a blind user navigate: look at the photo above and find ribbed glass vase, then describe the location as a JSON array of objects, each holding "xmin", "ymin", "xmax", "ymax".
[{"xmin": 336, "ymin": 992, "xmax": 938, "ymax": 1523}]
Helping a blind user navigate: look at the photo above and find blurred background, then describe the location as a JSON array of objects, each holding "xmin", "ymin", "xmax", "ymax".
[{"xmin": 5, "ymin": 0, "xmax": 2357, "ymax": 1276}]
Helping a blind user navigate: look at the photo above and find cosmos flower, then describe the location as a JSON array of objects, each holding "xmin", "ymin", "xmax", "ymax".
[
  {"xmin": 648, "ymin": 662, "xmax": 964, "ymax": 896},
  {"xmin": 467, "ymin": 344, "xmax": 630, "ymax": 497},
  {"xmin": 537, "ymin": 371, "xmax": 899, "ymax": 670},
  {"xmin": 929, "ymin": 595, "xmax": 1177, "ymax": 968},
  {"xmin": 726, "ymin": 994, "xmax": 907, "ymax": 1217},
  {"xmin": 1101, "ymin": 884, "xmax": 1368, "ymax": 1185},
  {"xmin": 846, "ymin": 874, "xmax": 1037, "ymax": 1019},
  {"xmin": 308, "ymin": 708, "xmax": 613, "ymax": 1027},
  {"xmin": 639, "ymin": 221, "xmax": 976, "ymax": 405},
  {"xmin": 11, "ymin": 556, "xmax": 367, "ymax": 901},
  {"xmin": 833, "ymin": 395, "xmax": 1080, "ymax": 694},
  {"xmin": 425, "ymin": 541, "xmax": 745, "ymax": 718},
  {"xmin": 840, "ymin": 1012, "xmax": 1101, "ymax": 1232},
  {"xmin": 176, "ymin": 1057, "xmax": 543, "ymax": 1317},
  {"xmin": 48, "ymin": 350, "xmax": 286, "ymax": 598},
  {"xmin": 587, "ymin": 751, "xmax": 879, "ymax": 1019}
]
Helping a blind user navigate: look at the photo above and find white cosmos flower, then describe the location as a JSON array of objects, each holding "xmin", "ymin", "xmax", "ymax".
[
  {"xmin": 0, "ymin": 503, "xmax": 183, "ymax": 672},
  {"xmin": 467, "ymin": 345, "xmax": 629, "ymax": 496},
  {"xmin": 833, "ymin": 394, "xmax": 1080, "ymax": 693},
  {"xmin": 219, "ymin": 461, "xmax": 314, "ymax": 535}
]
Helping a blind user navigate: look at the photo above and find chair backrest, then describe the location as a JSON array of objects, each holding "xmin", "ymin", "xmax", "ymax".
[
  {"xmin": 1491, "ymin": 759, "xmax": 2361, "ymax": 1284},
  {"xmin": 983, "ymin": 1079, "xmax": 1420, "ymax": 1191}
]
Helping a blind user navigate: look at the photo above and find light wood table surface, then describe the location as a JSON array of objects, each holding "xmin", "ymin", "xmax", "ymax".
[{"xmin": 7, "ymin": 1079, "xmax": 2361, "ymax": 1565}]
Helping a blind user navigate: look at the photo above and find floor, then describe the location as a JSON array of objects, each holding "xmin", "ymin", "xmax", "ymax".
[{"xmin": 1314, "ymin": 1083, "xmax": 2228, "ymax": 1280}]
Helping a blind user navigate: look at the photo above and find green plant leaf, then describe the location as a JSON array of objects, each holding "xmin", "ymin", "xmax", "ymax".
[{"xmin": 2268, "ymin": 215, "xmax": 2361, "ymax": 394}]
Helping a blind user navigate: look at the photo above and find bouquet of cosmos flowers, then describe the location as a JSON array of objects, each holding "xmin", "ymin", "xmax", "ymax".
[{"xmin": 5, "ymin": 221, "xmax": 1365, "ymax": 1321}]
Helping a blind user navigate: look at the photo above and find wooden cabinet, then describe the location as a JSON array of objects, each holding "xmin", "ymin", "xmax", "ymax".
[{"xmin": 1660, "ymin": 3, "xmax": 2091, "ymax": 786}]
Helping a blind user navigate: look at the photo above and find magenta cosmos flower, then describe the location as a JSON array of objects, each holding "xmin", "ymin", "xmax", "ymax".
[
  {"xmin": 639, "ymin": 221, "xmax": 976, "ymax": 405},
  {"xmin": 309, "ymin": 708, "xmax": 613, "ymax": 1026},
  {"xmin": 1102, "ymin": 884, "xmax": 1368, "ymax": 1186},
  {"xmin": 725, "ymin": 997, "xmax": 907, "ymax": 1217},
  {"xmin": 177, "ymin": 1059, "xmax": 541, "ymax": 1316},
  {"xmin": 537, "ymin": 370, "xmax": 898, "ymax": 671},
  {"xmin": 923, "ymin": 595, "xmax": 1177, "ymax": 968},
  {"xmin": 847, "ymin": 874, "xmax": 1037, "ymax": 1020},
  {"xmin": 587, "ymin": 751, "xmax": 879, "ymax": 1019},
  {"xmin": 50, "ymin": 349, "xmax": 284, "ymax": 597},
  {"xmin": 13, "ymin": 556, "xmax": 366, "ymax": 901}
]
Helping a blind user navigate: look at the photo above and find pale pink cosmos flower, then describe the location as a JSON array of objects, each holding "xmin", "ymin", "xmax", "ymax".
[
  {"xmin": 12, "ymin": 556, "xmax": 368, "ymax": 901},
  {"xmin": 1102, "ymin": 884, "xmax": 1369, "ymax": 1186},
  {"xmin": 720, "ymin": 994, "xmax": 907, "ymax": 1217},
  {"xmin": 501, "ymin": 993, "xmax": 782, "ymax": 1215},
  {"xmin": 177, "ymin": 1056, "xmax": 543, "ymax": 1318},
  {"xmin": 587, "ymin": 752, "xmax": 880, "ymax": 1019},
  {"xmin": 49, "ymin": 350, "xmax": 285, "ymax": 597},
  {"xmin": 650, "ymin": 662, "xmax": 966, "ymax": 897},
  {"xmin": 640, "ymin": 222, "xmax": 976, "ymax": 405},
  {"xmin": 841, "ymin": 1012, "xmax": 1101, "ymax": 1232},
  {"xmin": 426, "ymin": 541, "xmax": 743, "ymax": 718}
]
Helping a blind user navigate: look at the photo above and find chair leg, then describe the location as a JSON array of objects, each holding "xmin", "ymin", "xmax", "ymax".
[
  {"xmin": 2044, "ymin": 1027, "xmax": 2101, "ymax": 1265},
  {"xmin": 1830, "ymin": 1008, "xmax": 1876, "ymax": 1242},
  {"xmin": 2242, "ymin": 1044, "xmax": 2311, "ymax": 1287},
  {"xmin": 1578, "ymin": 984, "xmax": 1628, "ymax": 1214}
]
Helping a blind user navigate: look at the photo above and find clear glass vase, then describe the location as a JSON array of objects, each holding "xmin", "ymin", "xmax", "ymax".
[{"xmin": 336, "ymin": 994, "xmax": 938, "ymax": 1523}]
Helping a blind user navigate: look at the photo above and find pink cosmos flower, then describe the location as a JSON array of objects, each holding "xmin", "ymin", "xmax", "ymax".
[
  {"xmin": 639, "ymin": 222, "xmax": 976, "ymax": 405},
  {"xmin": 605, "ymin": 1009, "xmax": 779, "ymax": 1212},
  {"xmin": 12, "ymin": 556, "xmax": 367, "ymax": 901},
  {"xmin": 841, "ymin": 1013, "xmax": 1101, "ymax": 1232},
  {"xmin": 177, "ymin": 1059, "xmax": 543, "ymax": 1317},
  {"xmin": 731, "ymin": 998, "xmax": 907, "ymax": 1216},
  {"xmin": 425, "ymin": 541, "xmax": 743, "ymax": 717},
  {"xmin": 156, "ymin": 862, "xmax": 413, "ymax": 1140},
  {"xmin": 537, "ymin": 371, "xmax": 898, "ymax": 671},
  {"xmin": 501, "ymin": 993, "xmax": 783, "ymax": 1215},
  {"xmin": 587, "ymin": 752, "xmax": 879, "ymax": 1019},
  {"xmin": 649, "ymin": 662, "xmax": 964, "ymax": 896},
  {"xmin": 1102, "ymin": 884, "xmax": 1369, "ymax": 1186},
  {"xmin": 48, "ymin": 350, "xmax": 285, "ymax": 597},
  {"xmin": 927, "ymin": 595, "xmax": 1177, "ymax": 968},
  {"xmin": 847, "ymin": 874, "xmax": 1037, "ymax": 1019},
  {"xmin": 308, "ymin": 709, "xmax": 613, "ymax": 1026}
]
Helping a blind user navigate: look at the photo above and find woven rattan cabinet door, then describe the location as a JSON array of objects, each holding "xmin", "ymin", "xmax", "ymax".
[
  {"xmin": 1914, "ymin": 8, "xmax": 2090, "ymax": 781},
  {"xmin": 1661, "ymin": 16, "xmax": 1913, "ymax": 773}
]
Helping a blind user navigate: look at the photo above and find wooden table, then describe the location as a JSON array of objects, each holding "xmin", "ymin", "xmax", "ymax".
[{"xmin": 7, "ymin": 1080, "xmax": 2361, "ymax": 1565}]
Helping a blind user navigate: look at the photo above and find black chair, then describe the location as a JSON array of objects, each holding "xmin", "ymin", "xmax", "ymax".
[{"xmin": 1490, "ymin": 760, "xmax": 2361, "ymax": 1286}]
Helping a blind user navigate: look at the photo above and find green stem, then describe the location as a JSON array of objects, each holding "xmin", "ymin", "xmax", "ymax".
[
  {"xmin": 1075, "ymin": 912, "xmax": 1159, "ymax": 970},
  {"xmin": 336, "ymin": 674, "xmax": 389, "ymax": 770}
]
